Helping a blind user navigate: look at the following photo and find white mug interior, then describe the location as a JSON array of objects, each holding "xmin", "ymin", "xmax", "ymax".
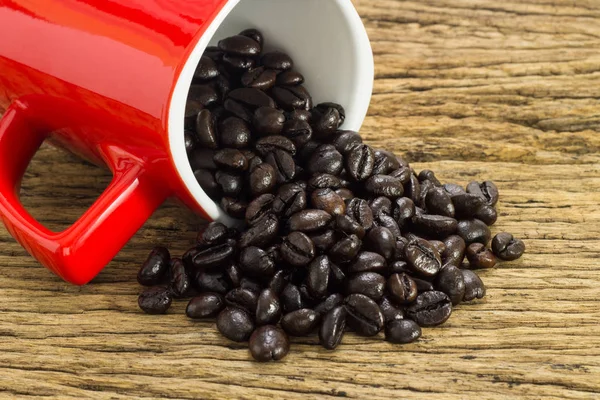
[{"xmin": 169, "ymin": 0, "xmax": 374, "ymax": 225}]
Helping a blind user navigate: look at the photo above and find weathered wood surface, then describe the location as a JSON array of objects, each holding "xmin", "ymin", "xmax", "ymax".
[{"xmin": 1, "ymin": 0, "xmax": 600, "ymax": 398}]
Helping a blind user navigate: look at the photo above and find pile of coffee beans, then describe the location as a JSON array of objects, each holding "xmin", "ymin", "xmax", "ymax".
[{"xmin": 137, "ymin": 29, "xmax": 525, "ymax": 362}]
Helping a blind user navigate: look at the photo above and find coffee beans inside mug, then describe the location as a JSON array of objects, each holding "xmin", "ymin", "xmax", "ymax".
[{"xmin": 135, "ymin": 28, "xmax": 525, "ymax": 362}]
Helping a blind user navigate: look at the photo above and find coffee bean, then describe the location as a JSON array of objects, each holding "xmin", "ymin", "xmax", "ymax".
[
  {"xmin": 248, "ymin": 164, "xmax": 276, "ymax": 196},
  {"xmin": 443, "ymin": 183, "xmax": 465, "ymax": 197},
  {"xmin": 328, "ymin": 234, "xmax": 361, "ymax": 264},
  {"xmin": 365, "ymin": 227, "xmax": 395, "ymax": 260},
  {"xmin": 466, "ymin": 243, "xmax": 497, "ymax": 269},
  {"xmin": 138, "ymin": 247, "xmax": 170, "ymax": 286},
  {"xmin": 186, "ymin": 293, "xmax": 225, "ymax": 319},
  {"xmin": 411, "ymin": 214, "xmax": 458, "ymax": 238},
  {"xmin": 333, "ymin": 130, "xmax": 362, "ymax": 155},
  {"xmin": 372, "ymin": 149, "xmax": 401, "ymax": 175},
  {"xmin": 389, "ymin": 166, "xmax": 412, "ymax": 185},
  {"xmin": 169, "ymin": 258, "xmax": 191, "ymax": 298},
  {"xmin": 387, "ymin": 273, "xmax": 418, "ymax": 305},
  {"xmin": 462, "ymin": 270, "xmax": 486, "ymax": 301},
  {"xmin": 425, "ymin": 187, "xmax": 455, "ymax": 218},
  {"xmin": 203, "ymin": 45, "xmax": 223, "ymax": 62},
  {"xmin": 311, "ymin": 189, "xmax": 346, "ymax": 216},
  {"xmin": 273, "ymin": 183, "xmax": 307, "ymax": 217},
  {"xmin": 288, "ymin": 209, "xmax": 332, "ymax": 232},
  {"xmin": 215, "ymin": 170, "xmax": 243, "ymax": 196},
  {"xmin": 412, "ymin": 277, "xmax": 435, "ymax": 293},
  {"xmin": 308, "ymin": 230, "xmax": 336, "ymax": 252},
  {"xmin": 369, "ymin": 197, "xmax": 392, "ymax": 217},
  {"xmin": 385, "ymin": 319, "xmax": 421, "ymax": 344},
  {"xmin": 226, "ymin": 263, "xmax": 242, "ymax": 288},
  {"xmin": 219, "ymin": 117, "xmax": 251, "ymax": 148},
  {"xmin": 268, "ymin": 270, "xmax": 289, "ymax": 296},
  {"xmin": 429, "ymin": 240, "xmax": 446, "ymax": 255},
  {"xmin": 252, "ymin": 106, "xmax": 285, "ymax": 136},
  {"xmin": 406, "ymin": 291, "xmax": 452, "ymax": 327},
  {"xmin": 347, "ymin": 272, "xmax": 386, "ymax": 301},
  {"xmin": 452, "ymin": 193, "xmax": 486, "ymax": 219},
  {"xmin": 467, "ymin": 181, "xmax": 499, "ymax": 207},
  {"xmin": 255, "ymin": 135, "xmax": 296, "ymax": 156},
  {"xmin": 261, "ymin": 51, "xmax": 293, "ymax": 70},
  {"xmin": 348, "ymin": 252, "xmax": 387, "ymax": 274},
  {"xmin": 346, "ymin": 144, "xmax": 375, "ymax": 181},
  {"xmin": 217, "ymin": 307, "xmax": 255, "ymax": 342},
  {"xmin": 474, "ymin": 205, "xmax": 498, "ymax": 226},
  {"xmin": 390, "ymin": 260, "xmax": 410, "ymax": 274},
  {"xmin": 240, "ymin": 278, "xmax": 262, "ymax": 294},
  {"xmin": 191, "ymin": 241, "xmax": 235, "ymax": 269},
  {"xmin": 256, "ymin": 289, "xmax": 282, "ymax": 325},
  {"xmin": 492, "ymin": 232, "xmax": 526, "ymax": 261},
  {"xmin": 405, "ymin": 174, "xmax": 421, "ymax": 204},
  {"xmin": 281, "ymin": 231, "xmax": 316, "ymax": 266},
  {"xmin": 222, "ymin": 54, "xmax": 255, "ymax": 71},
  {"xmin": 346, "ymin": 198, "xmax": 374, "ymax": 230},
  {"xmin": 195, "ymin": 270, "xmax": 231, "ymax": 294},
  {"xmin": 379, "ymin": 295, "xmax": 405, "ymax": 323},
  {"xmin": 189, "ymin": 84, "xmax": 219, "ymax": 108},
  {"xmin": 441, "ymin": 235, "xmax": 466, "ymax": 267},
  {"xmin": 282, "ymin": 119, "xmax": 312, "ymax": 146},
  {"xmin": 456, "ymin": 219, "xmax": 491, "ymax": 245},
  {"xmin": 375, "ymin": 215, "xmax": 402, "ymax": 240},
  {"xmin": 225, "ymin": 288, "xmax": 259, "ymax": 314},
  {"xmin": 393, "ymin": 197, "xmax": 415, "ymax": 227},
  {"xmin": 271, "ymin": 86, "xmax": 312, "ymax": 111},
  {"xmin": 344, "ymin": 294, "xmax": 385, "ymax": 336},
  {"xmin": 214, "ymin": 148, "xmax": 248, "ymax": 172},
  {"xmin": 245, "ymin": 194, "xmax": 275, "ymax": 225},
  {"xmin": 308, "ymin": 145, "xmax": 344, "ymax": 175},
  {"xmin": 239, "ymin": 246, "xmax": 275, "ymax": 277},
  {"xmin": 241, "ymin": 66, "xmax": 277, "ymax": 90},
  {"xmin": 319, "ymin": 306, "xmax": 347, "ymax": 349},
  {"xmin": 239, "ymin": 214, "xmax": 279, "ymax": 248},
  {"xmin": 312, "ymin": 107, "xmax": 341, "ymax": 139},
  {"xmin": 364, "ymin": 175, "xmax": 404, "ymax": 198},
  {"xmin": 194, "ymin": 55, "xmax": 220, "ymax": 81},
  {"xmin": 138, "ymin": 286, "xmax": 172, "ymax": 314},
  {"xmin": 229, "ymin": 88, "xmax": 276, "ymax": 109},
  {"xmin": 417, "ymin": 179, "xmax": 434, "ymax": 208},
  {"xmin": 223, "ymin": 98, "xmax": 253, "ymax": 122},
  {"xmin": 239, "ymin": 28, "xmax": 263, "ymax": 47},
  {"xmin": 281, "ymin": 284, "xmax": 303, "ymax": 313},
  {"xmin": 314, "ymin": 293, "xmax": 344, "ymax": 316},
  {"xmin": 405, "ymin": 238, "xmax": 442, "ymax": 277},
  {"xmin": 184, "ymin": 131, "xmax": 197, "ymax": 154},
  {"xmin": 218, "ymin": 35, "xmax": 261, "ymax": 56},
  {"xmin": 197, "ymin": 222, "xmax": 231, "ymax": 248},
  {"xmin": 265, "ymin": 149, "xmax": 296, "ymax": 183},
  {"xmin": 190, "ymin": 148, "xmax": 218, "ymax": 170},
  {"xmin": 276, "ymin": 70, "xmax": 304, "ymax": 86},
  {"xmin": 335, "ymin": 188, "xmax": 355, "ymax": 202},
  {"xmin": 220, "ymin": 197, "xmax": 247, "ymax": 219},
  {"xmin": 195, "ymin": 109, "xmax": 218, "ymax": 149},
  {"xmin": 334, "ymin": 215, "xmax": 365, "ymax": 240},
  {"xmin": 417, "ymin": 169, "xmax": 441, "ymax": 186},
  {"xmin": 307, "ymin": 255, "xmax": 331, "ymax": 299},
  {"xmin": 281, "ymin": 309, "xmax": 320, "ymax": 336},
  {"xmin": 249, "ymin": 325, "xmax": 290, "ymax": 362},
  {"xmin": 434, "ymin": 265, "xmax": 465, "ymax": 305},
  {"xmin": 307, "ymin": 173, "xmax": 342, "ymax": 191},
  {"xmin": 286, "ymin": 109, "xmax": 312, "ymax": 122}
]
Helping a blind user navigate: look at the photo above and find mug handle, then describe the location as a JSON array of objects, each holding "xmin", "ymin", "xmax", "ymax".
[{"xmin": 0, "ymin": 100, "xmax": 170, "ymax": 285}]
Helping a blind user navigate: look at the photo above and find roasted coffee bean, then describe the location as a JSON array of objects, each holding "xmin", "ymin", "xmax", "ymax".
[
  {"xmin": 253, "ymin": 106, "xmax": 285, "ymax": 136},
  {"xmin": 212, "ymin": 76, "xmax": 231, "ymax": 102},
  {"xmin": 225, "ymin": 288, "xmax": 259, "ymax": 314},
  {"xmin": 335, "ymin": 188, "xmax": 354, "ymax": 202},
  {"xmin": 364, "ymin": 175, "xmax": 404, "ymax": 198},
  {"xmin": 195, "ymin": 109, "xmax": 218, "ymax": 149},
  {"xmin": 169, "ymin": 258, "xmax": 191, "ymax": 298},
  {"xmin": 262, "ymin": 51, "xmax": 293, "ymax": 70},
  {"xmin": 248, "ymin": 163, "xmax": 276, "ymax": 196},
  {"xmin": 282, "ymin": 119, "xmax": 312, "ymax": 146},
  {"xmin": 218, "ymin": 35, "xmax": 261, "ymax": 56},
  {"xmin": 442, "ymin": 235, "xmax": 466, "ymax": 267},
  {"xmin": 194, "ymin": 55, "xmax": 220, "ymax": 81},
  {"xmin": 239, "ymin": 247, "xmax": 275, "ymax": 277},
  {"xmin": 225, "ymin": 263, "xmax": 242, "ymax": 288},
  {"xmin": 240, "ymin": 278, "xmax": 262, "ymax": 294},
  {"xmin": 311, "ymin": 188, "xmax": 345, "ymax": 216},
  {"xmin": 286, "ymin": 109, "xmax": 312, "ymax": 122},
  {"xmin": 276, "ymin": 70, "xmax": 304, "ymax": 86},
  {"xmin": 417, "ymin": 169, "xmax": 441, "ymax": 186},
  {"xmin": 318, "ymin": 102, "xmax": 346, "ymax": 125},
  {"xmin": 229, "ymin": 87, "xmax": 276, "ymax": 109},
  {"xmin": 425, "ymin": 187, "xmax": 455, "ymax": 218},
  {"xmin": 467, "ymin": 181, "xmax": 499, "ymax": 207},
  {"xmin": 456, "ymin": 219, "xmax": 492, "ymax": 245},
  {"xmin": 184, "ymin": 130, "xmax": 197, "ymax": 154},
  {"xmin": 417, "ymin": 180, "xmax": 434, "ymax": 208},
  {"xmin": 265, "ymin": 149, "xmax": 296, "ymax": 183},
  {"xmin": 405, "ymin": 238, "xmax": 442, "ymax": 277},
  {"xmin": 334, "ymin": 214, "xmax": 365, "ymax": 239},
  {"xmin": 429, "ymin": 240, "xmax": 446, "ymax": 256},
  {"xmin": 466, "ymin": 243, "xmax": 497, "ymax": 269},
  {"xmin": 191, "ymin": 241, "xmax": 235, "ymax": 269},
  {"xmin": 288, "ymin": 209, "xmax": 332, "ymax": 232},
  {"xmin": 390, "ymin": 260, "xmax": 410, "ymax": 274},
  {"xmin": 219, "ymin": 117, "xmax": 251, "ymax": 148},
  {"xmin": 346, "ymin": 144, "xmax": 375, "ymax": 181},
  {"xmin": 370, "ymin": 197, "xmax": 392, "ymax": 217},
  {"xmin": 239, "ymin": 214, "xmax": 279, "ymax": 248},
  {"xmin": 462, "ymin": 270, "xmax": 486, "ymax": 301},
  {"xmin": 138, "ymin": 286, "xmax": 172, "ymax": 314},
  {"xmin": 189, "ymin": 84, "xmax": 219, "ymax": 108},
  {"xmin": 348, "ymin": 252, "xmax": 387, "ymax": 274},
  {"xmin": 224, "ymin": 98, "xmax": 253, "ymax": 122},
  {"xmin": 185, "ymin": 100, "xmax": 203, "ymax": 128},
  {"xmin": 443, "ymin": 183, "xmax": 465, "ymax": 196},
  {"xmin": 138, "ymin": 247, "xmax": 170, "ymax": 286},
  {"xmin": 255, "ymin": 135, "xmax": 296, "ymax": 156},
  {"xmin": 309, "ymin": 230, "xmax": 336, "ymax": 252},
  {"xmin": 271, "ymin": 86, "xmax": 312, "ymax": 111},
  {"xmin": 307, "ymin": 255, "xmax": 331, "ymax": 299},
  {"xmin": 217, "ymin": 307, "xmax": 255, "ymax": 342},
  {"xmin": 395, "ymin": 235, "xmax": 409, "ymax": 261},
  {"xmin": 379, "ymin": 296, "xmax": 405, "ymax": 322},
  {"xmin": 265, "ymin": 244, "xmax": 282, "ymax": 265},
  {"xmin": 312, "ymin": 107, "xmax": 341, "ymax": 139},
  {"xmin": 239, "ymin": 28, "xmax": 263, "ymax": 47},
  {"xmin": 411, "ymin": 214, "xmax": 458, "ymax": 238},
  {"xmin": 405, "ymin": 174, "xmax": 421, "ymax": 204},
  {"xmin": 385, "ymin": 319, "xmax": 421, "ymax": 344},
  {"xmin": 375, "ymin": 215, "xmax": 402, "ymax": 240},
  {"xmin": 412, "ymin": 277, "xmax": 434, "ymax": 293},
  {"xmin": 329, "ymin": 234, "xmax": 362, "ymax": 264},
  {"xmin": 452, "ymin": 193, "xmax": 486, "ymax": 219},
  {"xmin": 346, "ymin": 198, "xmax": 374, "ymax": 230},
  {"xmin": 215, "ymin": 170, "xmax": 243, "ymax": 196},
  {"xmin": 246, "ymin": 194, "xmax": 275, "ymax": 225},
  {"xmin": 327, "ymin": 262, "xmax": 345, "ymax": 290},
  {"xmin": 307, "ymin": 145, "xmax": 344, "ymax": 176},
  {"xmin": 256, "ymin": 289, "xmax": 282, "ymax": 325},
  {"xmin": 214, "ymin": 148, "xmax": 248, "ymax": 172},
  {"xmin": 195, "ymin": 270, "xmax": 231, "ymax": 294},
  {"xmin": 492, "ymin": 232, "xmax": 526, "ymax": 261},
  {"xmin": 319, "ymin": 306, "xmax": 346, "ymax": 349},
  {"xmin": 393, "ymin": 197, "xmax": 416, "ymax": 227},
  {"xmin": 222, "ymin": 54, "xmax": 255, "ymax": 71},
  {"xmin": 281, "ymin": 231, "xmax": 316, "ymax": 266},
  {"xmin": 220, "ymin": 197, "xmax": 247, "ymax": 219},
  {"xmin": 190, "ymin": 148, "xmax": 218, "ymax": 170},
  {"xmin": 280, "ymin": 309, "xmax": 320, "ymax": 336},
  {"xmin": 273, "ymin": 183, "xmax": 307, "ymax": 217},
  {"xmin": 333, "ymin": 130, "xmax": 362, "ymax": 155},
  {"xmin": 372, "ymin": 149, "xmax": 401, "ymax": 175},
  {"xmin": 313, "ymin": 293, "xmax": 344, "ymax": 316},
  {"xmin": 388, "ymin": 167, "xmax": 411, "ymax": 186},
  {"xmin": 434, "ymin": 265, "xmax": 465, "ymax": 305},
  {"xmin": 387, "ymin": 273, "xmax": 418, "ymax": 305},
  {"xmin": 347, "ymin": 272, "xmax": 386, "ymax": 301},
  {"xmin": 474, "ymin": 205, "xmax": 498, "ymax": 226},
  {"xmin": 203, "ymin": 45, "xmax": 223, "ymax": 62},
  {"xmin": 268, "ymin": 270, "xmax": 289, "ymax": 296},
  {"xmin": 249, "ymin": 325, "xmax": 290, "ymax": 362},
  {"xmin": 281, "ymin": 284, "xmax": 303, "ymax": 313},
  {"xmin": 186, "ymin": 293, "xmax": 225, "ymax": 319},
  {"xmin": 241, "ymin": 66, "xmax": 277, "ymax": 90},
  {"xmin": 365, "ymin": 227, "xmax": 395, "ymax": 260},
  {"xmin": 406, "ymin": 291, "xmax": 452, "ymax": 327},
  {"xmin": 308, "ymin": 173, "xmax": 342, "ymax": 191},
  {"xmin": 344, "ymin": 294, "xmax": 385, "ymax": 336}
]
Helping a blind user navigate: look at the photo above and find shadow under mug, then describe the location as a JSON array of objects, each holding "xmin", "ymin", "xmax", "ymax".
[{"xmin": 0, "ymin": 0, "xmax": 374, "ymax": 285}]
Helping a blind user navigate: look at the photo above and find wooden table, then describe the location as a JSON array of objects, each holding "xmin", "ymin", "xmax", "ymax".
[{"xmin": 2, "ymin": 1, "xmax": 600, "ymax": 398}]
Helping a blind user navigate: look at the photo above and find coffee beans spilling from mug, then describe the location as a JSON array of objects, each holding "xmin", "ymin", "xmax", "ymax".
[{"xmin": 137, "ymin": 29, "xmax": 525, "ymax": 362}]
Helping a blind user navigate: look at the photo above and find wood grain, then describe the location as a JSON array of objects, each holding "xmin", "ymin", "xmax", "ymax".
[{"xmin": 1, "ymin": 0, "xmax": 600, "ymax": 398}]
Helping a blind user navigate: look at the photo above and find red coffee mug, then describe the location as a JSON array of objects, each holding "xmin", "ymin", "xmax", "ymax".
[{"xmin": 0, "ymin": 0, "xmax": 373, "ymax": 285}]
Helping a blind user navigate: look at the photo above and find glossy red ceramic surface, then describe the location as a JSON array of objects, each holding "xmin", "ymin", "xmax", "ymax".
[{"xmin": 0, "ymin": 0, "xmax": 229, "ymax": 284}]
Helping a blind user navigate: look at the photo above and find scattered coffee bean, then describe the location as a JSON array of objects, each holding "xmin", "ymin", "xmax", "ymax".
[
  {"xmin": 492, "ymin": 232, "xmax": 526, "ymax": 261},
  {"xmin": 406, "ymin": 291, "xmax": 452, "ymax": 327},
  {"xmin": 467, "ymin": 181, "xmax": 499, "ymax": 207},
  {"xmin": 217, "ymin": 307, "xmax": 255, "ymax": 342},
  {"xmin": 138, "ymin": 247, "xmax": 170, "ymax": 286},
  {"xmin": 385, "ymin": 319, "xmax": 421, "ymax": 344},
  {"xmin": 138, "ymin": 286, "xmax": 172, "ymax": 315},
  {"xmin": 186, "ymin": 293, "xmax": 225, "ymax": 319},
  {"xmin": 466, "ymin": 243, "xmax": 498, "ymax": 269},
  {"xmin": 281, "ymin": 309, "xmax": 321, "ymax": 336}
]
